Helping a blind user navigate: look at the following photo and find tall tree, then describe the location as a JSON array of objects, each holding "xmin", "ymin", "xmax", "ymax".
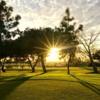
[
  {"xmin": 0, "ymin": 0, "xmax": 21, "ymax": 72},
  {"xmin": 59, "ymin": 8, "xmax": 82, "ymax": 74}
]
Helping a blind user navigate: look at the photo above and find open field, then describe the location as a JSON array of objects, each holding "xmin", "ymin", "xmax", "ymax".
[{"xmin": 0, "ymin": 67, "xmax": 100, "ymax": 100}]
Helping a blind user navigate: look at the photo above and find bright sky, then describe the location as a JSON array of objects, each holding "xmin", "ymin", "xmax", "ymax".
[
  {"xmin": 6, "ymin": 0, "xmax": 100, "ymax": 48},
  {"xmin": 6, "ymin": 0, "xmax": 100, "ymax": 31}
]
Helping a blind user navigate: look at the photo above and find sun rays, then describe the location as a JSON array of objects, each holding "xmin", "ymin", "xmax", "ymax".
[{"xmin": 46, "ymin": 47, "xmax": 60, "ymax": 62}]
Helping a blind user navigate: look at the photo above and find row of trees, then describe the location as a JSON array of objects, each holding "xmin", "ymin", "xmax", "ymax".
[{"xmin": 0, "ymin": 0, "xmax": 99, "ymax": 74}]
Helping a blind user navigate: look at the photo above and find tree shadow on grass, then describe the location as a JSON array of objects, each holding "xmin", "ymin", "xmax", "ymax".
[
  {"xmin": 70, "ymin": 74, "xmax": 100, "ymax": 95},
  {"xmin": 0, "ymin": 76, "xmax": 21, "ymax": 82},
  {"xmin": 86, "ymin": 72, "xmax": 100, "ymax": 74},
  {"xmin": 46, "ymin": 68, "xmax": 65, "ymax": 72},
  {"xmin": 29, "ymin": 78, "xmax": 77, "ymax": 83},
  {"xmin": 30, "ymin": 72, "xmax": 77, "ymax": 83},
  {"xmin": 0, "ymin": 74, "xmax": 21, "ymax": 82},
  {"xmin": 0, "ymin": 74, "xmax": 32, "ymax": 100},
  {"xmin": 80, "ymin": 67, "xmax": 100, "ymax": 74}
]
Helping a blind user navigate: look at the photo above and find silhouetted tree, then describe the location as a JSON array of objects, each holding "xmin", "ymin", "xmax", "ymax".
[
  {"xmin": 23, "ymin": 28, "xmax": 56, "ymax": 73},
  {"xmin": 79, "ymin": 32, "xmax": 100, "ymax": 73},
  {"xmin": 59, "ymin": 8, "xmax": 83, "ymax": 74},
  {"xmin": 18, "ymin": 28, "xmax": 48, "ymax": 73},
  {"xmin": 0, "ymin": 0, "xmax": 21, "ymax": 72}
]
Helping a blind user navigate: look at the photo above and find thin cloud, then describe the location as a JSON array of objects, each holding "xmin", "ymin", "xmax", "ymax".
[{"xmin": 5, "ymin": 0, "xmax": 100, "ymax": 32}]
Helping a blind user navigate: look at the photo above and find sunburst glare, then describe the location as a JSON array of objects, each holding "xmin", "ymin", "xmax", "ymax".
[{"xmin": 46, "ymin": 47, "xmax": 60, "ymax": 62}]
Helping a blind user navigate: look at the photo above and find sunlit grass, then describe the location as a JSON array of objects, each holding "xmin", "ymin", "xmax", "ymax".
[{"xmin": 0, "ymin": 67, "xmax": 100, "ymax": 100}]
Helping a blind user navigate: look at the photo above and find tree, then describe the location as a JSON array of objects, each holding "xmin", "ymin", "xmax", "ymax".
[
  {"xmin": 0, "ymin": 27, "xmax": 54, "ymax": 73},
  {"xmin": 17, "ymin": 28, "xmax": 48, "ymax": 73},
  {"xmin": 59, "ymin": 8, "xmax": 82, "ymax": 74},
  {"xmin": 79, "ymin": 32, "xmax": 100, "ymax": 73},
  {"xmin": 24, "ymin": 27, "xmax": 55, "ymax": 73},
  {"xmin": 22, "ymin": 27, "xmax": 59, "ymax": 73},
  {"xmin": 0, "ymin": 0, "xmax": 21, "ymax": 72}
]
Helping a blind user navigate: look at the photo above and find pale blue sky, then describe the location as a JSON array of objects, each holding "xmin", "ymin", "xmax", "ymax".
[{"xmin": 6, "ymin": 0, "xmax": 100, "ymax": 31}]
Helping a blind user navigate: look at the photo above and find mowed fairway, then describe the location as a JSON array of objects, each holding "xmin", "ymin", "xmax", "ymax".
[{"xmin": 0, "ymin": 67, "xmax": 100, "ymax": 100}]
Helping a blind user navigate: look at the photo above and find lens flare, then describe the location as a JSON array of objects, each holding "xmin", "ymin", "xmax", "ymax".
[{"xmin": 46, "ymin": 48, "xmax": 60, "ymax": 62}]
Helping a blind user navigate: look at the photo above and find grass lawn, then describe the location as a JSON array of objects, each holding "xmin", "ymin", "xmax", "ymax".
[{"xmin": 0, "ymin": 67, "xmax": 100, "ymax": 100}]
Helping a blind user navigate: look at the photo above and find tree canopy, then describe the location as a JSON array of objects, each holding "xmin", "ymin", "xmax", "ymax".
[{"xmin": 0, "ymin": 0, "xmax": 21, "ymax": 42}]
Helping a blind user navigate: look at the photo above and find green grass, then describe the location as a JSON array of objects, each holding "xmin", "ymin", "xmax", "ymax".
[{"xmin": 0, "ymin": 67, "xmax": 100, "ymax": 100}]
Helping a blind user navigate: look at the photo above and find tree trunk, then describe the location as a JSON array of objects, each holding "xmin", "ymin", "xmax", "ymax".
[
  {"xmin": 32, "ymin": 57, "xmax": 39, "ymax": 72},
  {"xmin": 89, "ymin": 52, "xmax": 98, "ymax": 73},
  {"xmin": 67, "ymin": 61, "xmax": 70, "ymax": 74},
  {"xmin": 28, "ymin": 56, "xmax": 39, "ymax": 72},
  {"xmin": 32, "ymin": 67, "xmax": 35, "ymax": 72},
  {"xmin": 0, "ymin": 34, "xmax": 1, "ymax": 42},
  {"xmin": 1, "ymin": 59, "xmax": 6, "ymax": 72},
  {"xmin": 1, "ymin": 63, "xmax": 5, "ymax": 72},
  {"xmin": 28, "ymin": 58, "xmax": 35, "ymax": 72},
  {"xmin": 67, "ymin": 55, "xmax": 71, "ymax": 74},
  {"xmin": 40, "ymin": 55, "xmax": 46, "ymax": 73}
]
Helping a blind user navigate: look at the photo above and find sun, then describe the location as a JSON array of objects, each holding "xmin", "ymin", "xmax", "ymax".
[{"xmin": 46, "ymin": 48, "xmax": 60, "ymax": 62}]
